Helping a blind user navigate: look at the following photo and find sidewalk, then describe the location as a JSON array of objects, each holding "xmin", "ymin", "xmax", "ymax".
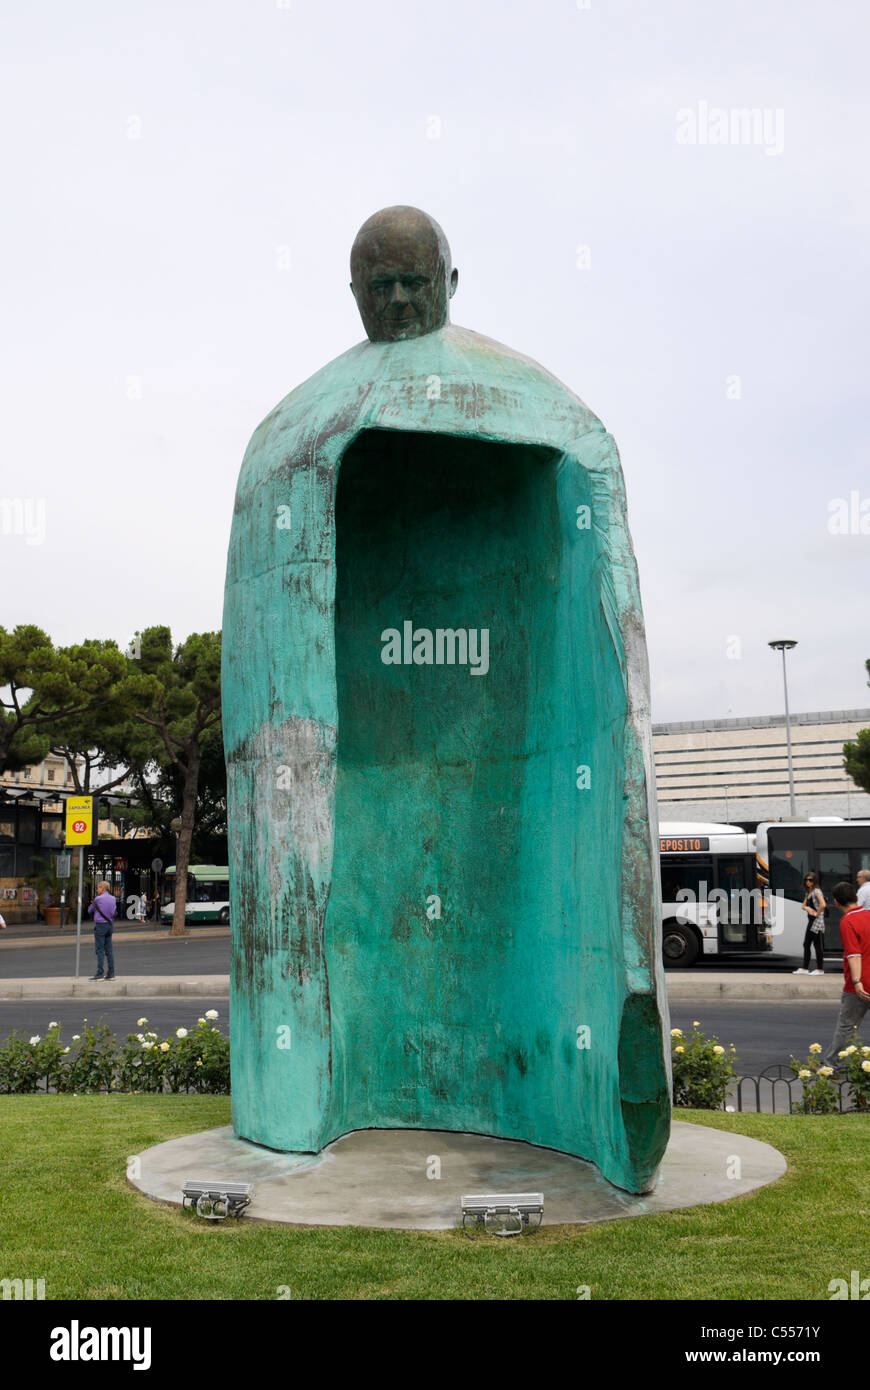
[{"xmin": 0, "ymin": 970, "xmax": 847, "ymax": 1001}]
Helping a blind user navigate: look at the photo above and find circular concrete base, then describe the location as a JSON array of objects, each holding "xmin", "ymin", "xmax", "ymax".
[{"xmin": 128, "ymin": 1122, "xmax": 786, "ymax": 1230}]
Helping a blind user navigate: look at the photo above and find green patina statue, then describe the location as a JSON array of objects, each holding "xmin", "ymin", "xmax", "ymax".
[{"xmin": 222, "ymin": 205, "xmax": 671, "ymax": 1195}]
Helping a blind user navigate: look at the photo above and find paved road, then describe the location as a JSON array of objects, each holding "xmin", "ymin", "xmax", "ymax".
[
  {"xmin": 0, "ymin": 935, "xmax": 230, "ymax": 979},
  {"xmin": 0, "ymin": 998, "xmax": 229, "ymax": 1039},
  {"xmin": 0, "ymin": 933, "xmax": 824, "ymax": 982},
  {"xmin": 667, "ymin": 1001, "xmax": 861, "ymax": 1072}
]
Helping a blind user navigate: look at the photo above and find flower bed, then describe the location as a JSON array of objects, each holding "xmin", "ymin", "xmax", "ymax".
[{"xmin": 0, "ymin": 1013, "xmax": 229, "ymax": 1094}]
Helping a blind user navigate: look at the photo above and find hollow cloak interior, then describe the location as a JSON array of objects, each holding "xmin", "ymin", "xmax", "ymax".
[{"xmin": 325, "ymin": 427, "xmax": 631, "ymax": 1151}]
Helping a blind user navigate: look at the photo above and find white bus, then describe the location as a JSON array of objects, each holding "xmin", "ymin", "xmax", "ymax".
[
  {"xmin": 659, "ymin": 821, "xmax": 772, "ymax": 967},
  {"xmin": 160, "ymin": 864, "xmax": 230, "ymax": 925},
  {"xmin": 755, "ymin": 818, "xmax": 870, "ymax": 960}
]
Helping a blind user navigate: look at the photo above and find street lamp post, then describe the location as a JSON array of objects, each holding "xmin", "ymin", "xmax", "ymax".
[
  {"xmin": 724, "ymin": 785, "xmax": 730, "ymax": 823},
  {"xmin": 768, "ymin": 640, "xmax": 798, "ymax": 816}
]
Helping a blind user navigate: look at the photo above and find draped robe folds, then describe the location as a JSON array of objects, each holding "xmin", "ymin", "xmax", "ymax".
[{"xmin": 222, "ymin": 323, "xmax": 671, "ymax": 1195}]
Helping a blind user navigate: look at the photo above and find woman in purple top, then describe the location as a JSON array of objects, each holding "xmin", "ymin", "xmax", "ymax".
[{"xmin": 87, "ymin": 881, "xmax": 117, "ymax": 980}]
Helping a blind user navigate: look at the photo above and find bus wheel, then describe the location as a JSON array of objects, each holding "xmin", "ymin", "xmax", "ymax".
[
  {"xmin": 662, "ymin": 923, "xmax": 699, "ymax": 968},
  {"xmin": 218, "ymin": 907, "xmax": 230, "ymax": 925}
]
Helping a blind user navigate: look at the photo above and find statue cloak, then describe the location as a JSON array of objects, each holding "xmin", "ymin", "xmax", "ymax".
[{"xmin": 223, "ymin": 323, "xmax": 671, "ymax": 1194}]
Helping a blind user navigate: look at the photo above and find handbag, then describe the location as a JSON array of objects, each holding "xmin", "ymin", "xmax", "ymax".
[{"xmin": 805, "ymin": 890, "xmax": 825, "ymax": 933}]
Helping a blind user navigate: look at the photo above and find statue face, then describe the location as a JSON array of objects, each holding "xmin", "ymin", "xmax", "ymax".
[{"xmin": 350, "ymin": 208, "xmax": 458, "ymax": 343}]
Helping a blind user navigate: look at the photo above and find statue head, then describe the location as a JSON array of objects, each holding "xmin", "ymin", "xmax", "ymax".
[{"xmin": 350, "ymin": 206, "xmax": 458, "ymax": 343}]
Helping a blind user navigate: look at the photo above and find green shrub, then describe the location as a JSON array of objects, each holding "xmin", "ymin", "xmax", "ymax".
[
  {"xmin": 834, "ymin": 1031, "xmax": 870, "ymax": 1112},
  {"xmin": 0, "ymin": 1030, "xmax": 51, "ymax": 1093},
  {"xmin": 184, "ymin": 1018, "xmax": 232, "ymax": 1094},
  {"xmin": 671, "ymin": 1022, "xmax": 737, "ymax": 1108},
  {"xmin": 790, "ymin": 1044, "xmax": 840, "ymax": 1114},
  {"xmin": 116, "ymin": 1028, "xmax": 167, "ymax": 1093},
  {"xmin": 60, "ymin": 1021, "xmax": 118, "ymax": 1093}
]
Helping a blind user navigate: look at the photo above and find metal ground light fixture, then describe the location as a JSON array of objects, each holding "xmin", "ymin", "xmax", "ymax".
[
  {"xmin": 461, "ymin": 1191, "xmax": 544, "ymax": 1237},
  {"xmin": 181, "ymin": 1180, "xmax": 254, "ymax": 1220}
]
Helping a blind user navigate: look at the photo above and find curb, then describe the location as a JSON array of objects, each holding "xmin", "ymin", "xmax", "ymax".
[
  {"xmin": 0, "ymin": 976, "xmax": 230, "ymax": 1000},
  {"xmin": 666, "ymin": 974, "xmax": 843, "ymax": 1002},
  {"xmin": 0, "ymin": 974, "xmax": 847, "ymax": 1002}
]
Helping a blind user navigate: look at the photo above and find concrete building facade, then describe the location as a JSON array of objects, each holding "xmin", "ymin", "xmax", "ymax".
[{"xmin": 653, "ymin": 708, "xmax": 870, "ymax": 825}]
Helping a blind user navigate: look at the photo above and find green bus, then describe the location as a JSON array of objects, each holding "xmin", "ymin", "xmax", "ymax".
[{"xmin": 161, "ymin": 865, "xmax": 230, "ymax": 924}]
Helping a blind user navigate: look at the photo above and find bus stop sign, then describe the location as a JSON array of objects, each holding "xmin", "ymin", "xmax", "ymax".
[{"xmin": 65, "ymin": 796, "xmax": 98, "ymax": 847}]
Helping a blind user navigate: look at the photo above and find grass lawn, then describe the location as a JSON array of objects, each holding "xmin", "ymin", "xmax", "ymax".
[{"xmin": 0, "ymin": 1095, "xmax": 867, "ymax": 1300}]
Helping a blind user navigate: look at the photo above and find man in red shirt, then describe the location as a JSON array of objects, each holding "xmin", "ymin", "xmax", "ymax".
[{"xmin": 823, "ymin": 882, "xmax": 870, "ymax": 1066}]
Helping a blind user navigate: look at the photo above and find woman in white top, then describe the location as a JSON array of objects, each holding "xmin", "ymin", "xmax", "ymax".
[{"xmin": 794, "ymin": 872, "xmax": 826, "ymax": 975}]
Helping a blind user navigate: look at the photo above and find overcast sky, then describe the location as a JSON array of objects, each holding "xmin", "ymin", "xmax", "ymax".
[{"xmin": 1, "ymin": 0, "xmax": 868, "ymax": 723}]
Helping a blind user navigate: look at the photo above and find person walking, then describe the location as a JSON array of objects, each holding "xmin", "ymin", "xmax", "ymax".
[
  {"xmin": 0, "ymin": 909, "xmax": 6, "ymax": 929},
  {"xmin": 856, "ymin": 869, "xmax": 870, "ymax": 912},
  {"xmin": 87, "ymin": 880, "xmax": 117, "ymax": 980},
  {"xmin": 823, "ymin": 882, "xmax": 870, "ymax": 1066},
  {"xmin": 793, "ymin": 872, "xmax": 827, "ymax": 975}
]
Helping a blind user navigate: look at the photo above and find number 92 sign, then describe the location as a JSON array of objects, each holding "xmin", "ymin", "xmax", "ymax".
[{"xmin": 65, "ymin": 797, "xmax": 98, "ymax": 847}]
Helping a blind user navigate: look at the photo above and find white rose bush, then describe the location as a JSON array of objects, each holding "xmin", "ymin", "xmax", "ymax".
[
  {"xmin": 789, "ymin": 1042, "xmax": 840, "ymax": 1114},
  {"xmin": 670, "ymin": 1023, "xmax": 737, "ymax": 1108},
  {"xmin": 0, "ymin": 1014, "xmax": 228, "ymax": 1094},
  {"xmin": 833, "ymin": 1034, "xmax": 870, "ymax": 1112},
  {"xmin": 0, "ymin": 1022, "xmax": 69, "ymax": 1092}
]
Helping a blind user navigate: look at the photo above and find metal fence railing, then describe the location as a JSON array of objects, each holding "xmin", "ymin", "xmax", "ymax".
[{"xmin": 726, "ymin": 1064, "xmax": 863, "ymax": 1115}]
